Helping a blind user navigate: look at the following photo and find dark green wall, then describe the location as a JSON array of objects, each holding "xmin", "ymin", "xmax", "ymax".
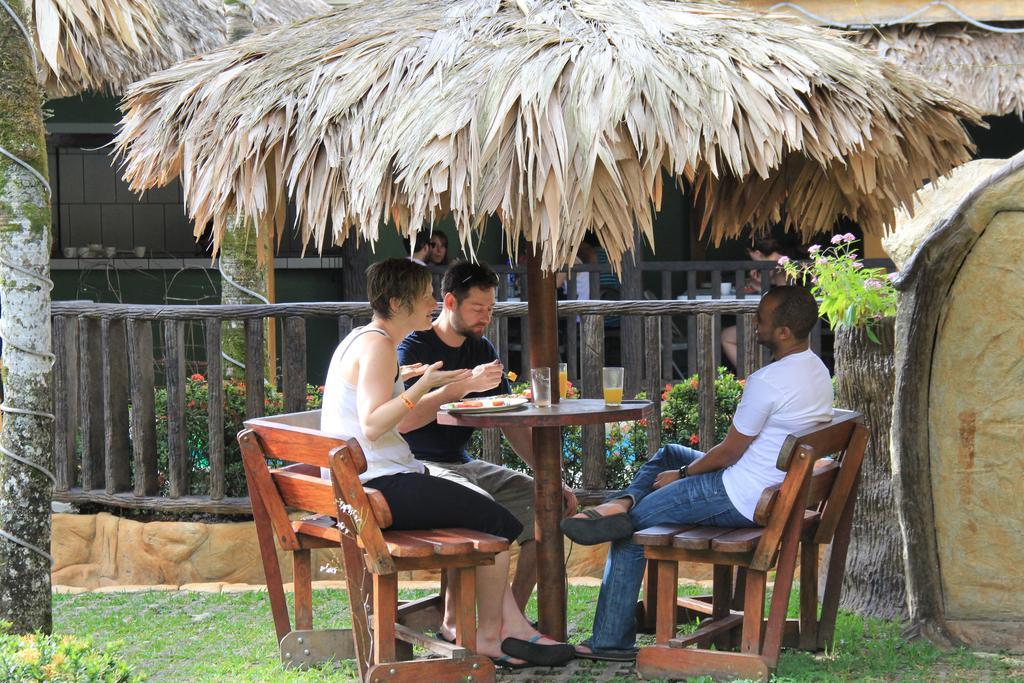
[{"xmin": 47, "ymin": 93, "xmax": 121, "ymax": 124}]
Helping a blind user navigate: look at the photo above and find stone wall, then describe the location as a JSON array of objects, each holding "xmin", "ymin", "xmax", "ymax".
[{"xmin": 51, "ymin": 513, "xmax": 719, "ymax": 589}]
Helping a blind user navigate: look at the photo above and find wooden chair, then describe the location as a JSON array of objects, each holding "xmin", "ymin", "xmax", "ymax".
[
  {"xmin": 633, "ymin": 409, "xmax": 868, "ymax": 681},
  {"xmin": 239, "ymin": 410, "xmax": 504, "ymax": 682}
]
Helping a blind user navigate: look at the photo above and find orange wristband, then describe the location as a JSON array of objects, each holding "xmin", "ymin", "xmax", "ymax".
[{"xmin": 399, "ymin": 392, "xmax": 416, "ymax": 410}]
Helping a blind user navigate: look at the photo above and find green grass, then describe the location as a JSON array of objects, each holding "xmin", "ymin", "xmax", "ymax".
[{"xmin": 53, "ymin": 585, "xmax": 1023, "ymax": 682}]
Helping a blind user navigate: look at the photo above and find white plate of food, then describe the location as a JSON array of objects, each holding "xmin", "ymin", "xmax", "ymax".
[{"xmin": 441, "ymin": 397, "xmax": 529, "ymax": 414}]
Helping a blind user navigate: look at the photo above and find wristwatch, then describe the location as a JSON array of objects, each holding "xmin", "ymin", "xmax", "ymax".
[{"xmin": 678, "ymin": 464, "xmax": 689, "ymax": 479}]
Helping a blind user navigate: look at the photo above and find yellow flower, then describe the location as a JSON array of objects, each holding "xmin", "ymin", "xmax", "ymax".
[
  {"xmin": 49, "ymin": 651, "xmax": 67, "ymax": 668},
  {"xmin": 16, "ymin": 646, "xmax": 40, "ymax": 664}
]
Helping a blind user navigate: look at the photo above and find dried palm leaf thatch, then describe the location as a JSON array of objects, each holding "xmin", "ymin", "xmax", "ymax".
[
  {"xmin": 116, "ymin": 0, "xmax": 979, "ymax": 271},
  {"xmin": 34, "ymin": 0, "xmax": 329, "ymax": 98},
  {"xmin": 856, "ymin": 24, "xmax": 1024, "ymax": 119}
]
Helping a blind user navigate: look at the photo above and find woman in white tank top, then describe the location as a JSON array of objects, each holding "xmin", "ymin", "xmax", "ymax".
[{"xmin": 320, "ymin": 258, "xmax": 574, "ymax": 668}]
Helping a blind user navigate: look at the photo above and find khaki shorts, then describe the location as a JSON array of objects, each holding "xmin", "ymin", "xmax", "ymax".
[{"xmin": 424, "ymin": 459, "xmax": 535, "ymax": 545}]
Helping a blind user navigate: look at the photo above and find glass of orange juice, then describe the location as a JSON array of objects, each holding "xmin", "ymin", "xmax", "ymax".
[
  {"xmin": 602, "ymin": 367, "xmax": 624, "ymax": 406},
  {"xmin": 558, "ymin": 362, "xmax": 568, "ymax": 399}
]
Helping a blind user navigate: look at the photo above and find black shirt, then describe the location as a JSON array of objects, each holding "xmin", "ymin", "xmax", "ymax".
[{"xmin": 398, "ymin": 328, "xmax": 509, "ymax": 464}]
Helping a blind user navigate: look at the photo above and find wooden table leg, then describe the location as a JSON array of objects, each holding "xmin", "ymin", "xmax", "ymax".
[{"xmin": 533, "ymin": 424, "xmax": 566, "ymax": 640}]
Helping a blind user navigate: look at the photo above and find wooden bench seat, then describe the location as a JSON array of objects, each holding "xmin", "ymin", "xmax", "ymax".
[
  {"xmin": 239, "ymin": 410, "xmax": 501, "ymax": 682},
  {"xmin": 635, "ymin": 509, "xmax": 823, "ymax": 554},
  {"xmin": 635, "ymin": 410, "xmax": 868, "ymax": 682}
]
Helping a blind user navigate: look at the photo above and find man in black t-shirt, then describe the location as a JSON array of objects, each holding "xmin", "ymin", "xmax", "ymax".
[{"xmin": 398, "ymin": 261, "xmax": 577, "ymax": 611}]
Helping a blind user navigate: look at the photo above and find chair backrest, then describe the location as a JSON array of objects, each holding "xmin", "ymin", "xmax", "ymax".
[
  {"xmin": 239, "ymin": 412, "xmax": 396, "ymax": 573},
  {"xmin": 749, "ymin": 409, "xmax": 868, "ymax": 569}
]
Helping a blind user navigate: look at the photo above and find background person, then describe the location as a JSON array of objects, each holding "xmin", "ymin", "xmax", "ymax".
[
  {"xmin": 428, "ymin": 231, "xmax": 450, "ymax": 265},
  {"xmin": 409, "ymin": 231, "xmax": 431, "ymax": 265},
  {"xmin": 721, "ymin": 238, "xmax": 806, "ymax": 368},
  {"xmin": 321, "ymin": 258, "xmax": 573, "ymax": 668}
]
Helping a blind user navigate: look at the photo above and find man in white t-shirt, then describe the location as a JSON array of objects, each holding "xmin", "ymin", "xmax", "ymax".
[{"xmin": 562, "ymin": 285, "xmax": 834, "ymax": 660}]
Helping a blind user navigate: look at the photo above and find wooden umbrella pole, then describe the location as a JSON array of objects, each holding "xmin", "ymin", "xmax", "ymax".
[{"xmin": 525, "ymin": 248, "xmax": 567, "ymax": 640}]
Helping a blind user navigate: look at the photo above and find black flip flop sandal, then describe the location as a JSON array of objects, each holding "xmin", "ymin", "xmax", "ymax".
[
  {"xmin": 501, "ymin": 636, "xmax": 575, "ymax": 667},
  {"xmin": 575, "ymin": 646, "xmax": 638, "ymax": 662},
  {"xmin": 575, "ymin": 639, "xmax": 638, "ymax": 662},
  {"xmin": 559, "ymin": 508, "xmax": 634, "ymax": 545},
  {"xmin": 490, "ymin": 655, "xmax": 532, "ymax": 670}
]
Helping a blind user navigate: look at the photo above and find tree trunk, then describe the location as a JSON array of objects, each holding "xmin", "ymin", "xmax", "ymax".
[
  {"xmin": 0, "ymin": 9, "xmax": 55, "ymax": 633},
  {"xmin": 219, "ymin": 2, "xmax": 272, "ymax": 380},
  {"xmin": 340, "ymin": 238, "xmax": 369, "ymax": 301},
  {"xmin": 219, "ymin": 217, "xmax": 271, "ymax": 378},
  {"xmin": 826, "ymin": 319, "xmax": 906, "ymax": 619}
]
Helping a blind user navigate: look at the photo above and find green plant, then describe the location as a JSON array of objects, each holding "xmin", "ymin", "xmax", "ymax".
[
  {"xmin": 0, "ymin": 620, "xmax": 139, "ymax": 682},
  {"xmin": 659, "ymin": 369, "xmax": 744, "ymax": 451},
  {"xmin": 780, "ymin": 235, "xmax": 897, "ymax": 342},
  {"xmin": 154, "ymin": 375, "xmax": 325, "ymax": 497}
]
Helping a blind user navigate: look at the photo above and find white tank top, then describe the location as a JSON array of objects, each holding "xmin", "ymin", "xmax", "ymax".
[{"xmin": 319, "ymin": 327, "xmax": 426, "ymax": 483}]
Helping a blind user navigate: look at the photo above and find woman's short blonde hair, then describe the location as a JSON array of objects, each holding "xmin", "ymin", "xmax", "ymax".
[{"xmin": 366, "ymin": 258, "xmax": 432, "ymax": 319}]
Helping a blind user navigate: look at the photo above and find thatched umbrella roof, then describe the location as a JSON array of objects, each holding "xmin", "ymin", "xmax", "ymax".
[
  {"xmin": 115, "ymin": 0, "xmax": 978, "ymax": 271},
  {"xmin": 855, "ymin": 25, "xmax": 1024, "ymax": 119},
  {"xmin": 33, "ymin": 0, "xmax": 329, "ymax": 98}
]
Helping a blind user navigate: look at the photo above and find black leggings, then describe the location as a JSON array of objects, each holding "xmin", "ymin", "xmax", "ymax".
[{"xmin": 365, "ymin": 471, "xmax": 523, "ymax": 544}]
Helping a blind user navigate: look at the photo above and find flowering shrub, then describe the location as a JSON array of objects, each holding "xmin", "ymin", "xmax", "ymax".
[
  {"xmin": 659, "ymin": 369, "xmax": 745, "ymax": 450},
  {"xmin": 0, "ymin": 621, "xmax": 139, "ymax": 682},
  {"xmin": 780, "ymin": 235, "xmax": 897, "ymax": 342},
  {"xmin": 155, "ymin": 375, "xmax": 325, "ymax": 497}
]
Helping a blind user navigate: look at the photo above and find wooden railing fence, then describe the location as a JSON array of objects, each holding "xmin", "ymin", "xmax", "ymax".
[{"xmin": 49, "ymin": 298, "xmax": 766, "ymax": 514}]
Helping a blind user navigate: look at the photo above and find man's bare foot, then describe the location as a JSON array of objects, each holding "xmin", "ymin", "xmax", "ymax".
[
  {"xmin": 560, "ymin": 498, "xmax": 635, "ymax": 545},
  {"xmin": 568, "ymin": 498, "xmax": 630, "ymax": 521}
]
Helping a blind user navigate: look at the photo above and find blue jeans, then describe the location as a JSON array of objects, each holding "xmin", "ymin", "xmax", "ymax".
[{"xmin": 588, "ymin": 444, "xmax": 756, "ymax": 651}]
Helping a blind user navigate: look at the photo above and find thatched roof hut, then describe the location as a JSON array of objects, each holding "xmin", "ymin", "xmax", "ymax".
[
  {"xmin": 856, "ymin": 25, "xmax": 1024, "ymax": 119},
  {"xmin": 33, "ymin": 0, "xmax": 329, "ymax": 98},
  {"xmin": 115, "ymin": 0, "xmax": 979, "ymax": 270}
]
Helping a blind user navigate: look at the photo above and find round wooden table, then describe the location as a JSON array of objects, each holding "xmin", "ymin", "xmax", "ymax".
[{"xmin": 437, "ymin": 398, "xmax": 654, "ymax": 639}]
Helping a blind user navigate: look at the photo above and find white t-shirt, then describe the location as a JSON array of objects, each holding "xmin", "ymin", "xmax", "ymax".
[{"xmin": 722, "ymin": 349, "xmax": 834, "ymax": 521}]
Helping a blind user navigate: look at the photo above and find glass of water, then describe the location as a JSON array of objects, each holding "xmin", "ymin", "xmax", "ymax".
[{"xmin": 531, "ymin": 367, "xmax": 552, "ymax": 407}]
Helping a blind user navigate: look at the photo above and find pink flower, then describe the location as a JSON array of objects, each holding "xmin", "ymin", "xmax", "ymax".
[
  {"xmin": 852, "ymin": 261, "xmax": 864, "ymax": 269},
  {"xmin": 816, "ymin": 258, "xmax": 827, "ymax": 266},
  {"xmin": 808, "ymin": 244, "xmax": 821, "ymax": 254},
  {"xmin": 830, "ymin": 234, "xmax": 844, "ymax": 244},
  {"xmin": 777, "ymin": 256, "xmax": 790, "ymax": 265},
  {"xmin": 843, "ymin": 233, "xmax": 856, "ymax": 242},
  {"xmin": 887, "ymin": 272, "xmax": 899, "ymax": 282},
  {"xmin": 865, "ymin": 279, "xmax": 883, "ymax": 290}
]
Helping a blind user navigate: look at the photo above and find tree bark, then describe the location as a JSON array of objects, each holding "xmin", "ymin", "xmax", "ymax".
[
  {"xmin": 0, "ymin": 8, "xmax": 55, "ymax": 633},
  {"xmin": 340, "ymin": 238, "xmax": 369, "ymax": 301},
  {"xmin": 219, "ymin": 217, "xmax": 271, "ymax": 378},
  {"xmin": 826, "ymin": 319, "xmax": 906, "ymax": 619},
  {"xmin": 219, "ymin": 2, "xmax": 272, "ymax": 379}
]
